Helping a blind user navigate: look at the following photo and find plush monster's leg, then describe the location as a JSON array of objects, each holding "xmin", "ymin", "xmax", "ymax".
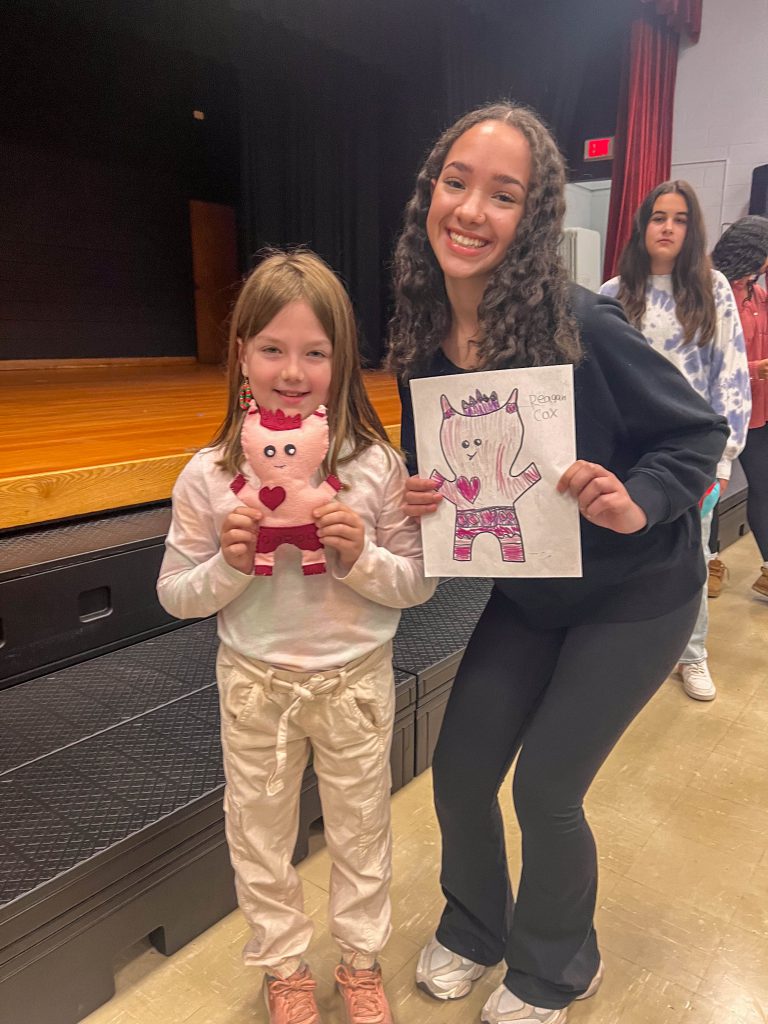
[{"xmin": 301, "ymin": 548, "xmax": 326, "ymax": 576}]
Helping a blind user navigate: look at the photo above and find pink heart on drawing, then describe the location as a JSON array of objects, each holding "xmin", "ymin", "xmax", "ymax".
[
  {"xmin": 259, "ymin": 486, "xmax": 286, "ymax": 511},
  {"xmin": 456, "ymin": 475, "xmax": 480, "ymax": 503}
]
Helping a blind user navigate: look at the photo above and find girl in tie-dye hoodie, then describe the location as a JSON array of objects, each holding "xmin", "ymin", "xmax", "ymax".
[{"xmin": 601, "ymin": 180, "xmax": 750, "ymax": 703}]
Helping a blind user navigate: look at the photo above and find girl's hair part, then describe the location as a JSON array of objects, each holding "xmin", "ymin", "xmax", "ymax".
[
  {"xmin": 616, "ymin": 180, "xmax": 716, "ymax": 346},
  {"xmin": 386, "ymin": 100, "xmax": 582, "ymax": 379},
  {"xmin": 211, "ymin": 248, "xmax": 391, "ymax": 477},
  {"xmin": 711, "ymin": 215, "xmax": 768, "ymax": 289}
]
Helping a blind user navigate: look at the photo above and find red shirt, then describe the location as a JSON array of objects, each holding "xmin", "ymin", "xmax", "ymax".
[{"xmin": 732, "ymin": 280, "xmax": 768, "ymax": 429}]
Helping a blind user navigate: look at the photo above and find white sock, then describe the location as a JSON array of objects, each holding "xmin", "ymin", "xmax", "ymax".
[
  {"xmin": 268, "ymin": 957, "xmax": 304, "ymax": 980},
  {"xmin": 342, "ymin": 952, "xmax": 377, "ymax": 970}
]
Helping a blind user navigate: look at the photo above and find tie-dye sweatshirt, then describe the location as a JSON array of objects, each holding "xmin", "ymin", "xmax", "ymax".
[{"xmin": 600, "ymin": 271, "xmax": 750, "ymax": 480}]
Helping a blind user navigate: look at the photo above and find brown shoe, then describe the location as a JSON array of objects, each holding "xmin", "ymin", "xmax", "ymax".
[
  {"xmin": 707, "ymin": 557, "xmax": 728, "ymax": 598},
  {"xmin": 752, "ymin": 566, "xmax": 768, "ymax": 599},
  {"xmin": 264, "ymin": 965, "xmax": 321, "ymax": 1024},
  {"xmin": 335, "ymin": 962, "xmax": 393, "ymax": 1024}
]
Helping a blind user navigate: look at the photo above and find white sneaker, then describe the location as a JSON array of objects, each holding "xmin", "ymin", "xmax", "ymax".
[
  {"xmin": 575, "ymin": 959, "xmax": 604, "ymax": 1000},
  {"xmin": 415, "ymin": 935, "xmax": 486, "ymax": 1000},
  {"xmin": 480, "ymin": 985, "xmax": 566, "ymax": 1024},
  {"xmin": 480, "ymin": 960, "xmax": 603, "ymax": 1022},
  {"xmin": 680, "ymin": 660, "xmax": 716, "ymax": 701}
]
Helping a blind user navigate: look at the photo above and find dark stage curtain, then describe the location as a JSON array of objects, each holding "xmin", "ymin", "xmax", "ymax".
[
  {"xmin": 236, "ymin": 21, "xmax": 388, "ymax": 366},
  {"xmin": 603, "ymin": 0, "xmax": 702, "ymax": 280}
]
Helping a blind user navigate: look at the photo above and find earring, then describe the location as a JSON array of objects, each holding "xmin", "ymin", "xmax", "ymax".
[{"xmin": 238, "ymin": 377, "xmax": 254, "ymax": 410}]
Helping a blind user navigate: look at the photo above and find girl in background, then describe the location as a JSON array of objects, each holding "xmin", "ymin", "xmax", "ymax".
[
  {"xmin": 158, "ymin": 250, "xmax": 435, "ymax": 1024},
  {"xmin": 601, "ymin": 181, "xmax": 749, "ymax": 701},
  {"xmin": 712, "ymin": 215, "xmax": 768, "ymax": 598}
]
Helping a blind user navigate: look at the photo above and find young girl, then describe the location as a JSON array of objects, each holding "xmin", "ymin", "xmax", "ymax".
[
  {"xmin": 601, "ymin": 181, "xmax": 749, "ymax": 701},
  {"xmin": 712, "ymin": 215, "xmax": 768, "ymax": 599},
  {"xmin": 157, "ymin": 250, "xmax": 436, "ymax": 1024},
  {"xmin": 389, "ymin": 103, "xmax": 727, "ymax": 1024}
]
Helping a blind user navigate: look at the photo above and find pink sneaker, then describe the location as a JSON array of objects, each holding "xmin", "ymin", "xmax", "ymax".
[
  {"xmin": 264, "ymin": 965, "xmax": 321, "ymax": 1024},
  {"xmin": 335, "ymin": 962, "xmax": 393, "ymax": 1024}
]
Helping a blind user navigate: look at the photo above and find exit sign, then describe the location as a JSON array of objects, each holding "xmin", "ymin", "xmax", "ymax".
[{"xmin": 584, "ymin": 136, "xmax": 614, "ymax": 161}]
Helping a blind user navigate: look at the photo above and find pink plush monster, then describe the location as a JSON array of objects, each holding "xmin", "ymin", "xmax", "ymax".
[{"xmin": 230, "ymin": 404, "xmax": 341, "ymax": 576}]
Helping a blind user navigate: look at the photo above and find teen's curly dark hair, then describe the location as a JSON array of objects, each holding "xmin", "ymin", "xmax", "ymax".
[
  {"xmin": 386, "ymin": 102, "xmax": 581, "ymax": 380},
  {"xmin": 615, "ymin": 180, "xmax": 716, "ymax": 348},
  {"xmin": 711, "ymin": 215, "xmax": 768, "ymax": 292}
]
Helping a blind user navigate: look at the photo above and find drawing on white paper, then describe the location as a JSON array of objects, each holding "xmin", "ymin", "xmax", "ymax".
[
  {"xmin": 432, "ymin": 388, "xmax": 540, "ymax": 563},
  {"xmin": 411, "ymin": 366, "xmax": 581, "ymax": 579}
]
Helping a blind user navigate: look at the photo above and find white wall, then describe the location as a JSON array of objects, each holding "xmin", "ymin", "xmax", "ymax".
[
  {"xmin": 672, "ymin": 0, "xmax": 768, "ymax": 246},
  {"xmin": 564, "ymin": 181, "xmax": 611, "ymax": 268}
]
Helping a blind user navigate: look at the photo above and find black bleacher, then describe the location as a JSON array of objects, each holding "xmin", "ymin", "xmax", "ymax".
[
  {"xmin": 0, "ymin": 506, "xmax": 176, "ymax": 690},
  {"xmin": 718, "ymin": 458, "xmax": 750, "ymax": 548},
  {"xmin": 0, "ymin": 507, "xmax": 493, "ymax": 1024}
]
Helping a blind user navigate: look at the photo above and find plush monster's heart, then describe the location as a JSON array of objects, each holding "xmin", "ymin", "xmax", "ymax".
[
  {"xmin": 259, "ymin": 486, "xmax": 286, "ymax": 511},
  {"xmin": 456, "ymin": 476, "xmax": 481, "ymax": 503}
]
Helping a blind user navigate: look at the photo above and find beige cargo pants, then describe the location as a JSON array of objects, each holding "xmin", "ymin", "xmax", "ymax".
[{"xmin": 216, "ymin": 640, "xmax": 395, "ymax": 976}]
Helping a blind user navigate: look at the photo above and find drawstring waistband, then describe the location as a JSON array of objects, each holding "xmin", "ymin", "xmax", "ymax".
[
  {"xmin": 264, "ymin": 667, "xmax": 352, "ymax": 796},
  {"xmin": 218, "ymin": 642, "xmax": 391, "ymax": 797}
]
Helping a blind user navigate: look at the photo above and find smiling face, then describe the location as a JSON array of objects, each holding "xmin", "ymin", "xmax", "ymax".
[
  {"xmin": 426, "ymin": 120, "xmax": 532, "ymax": 292},
  {"xmin": 645, "ymin": 191, "xmax": 689, "ymax": 274},
  {"xmin": 239, "ymin": 299, "xmax": 332, "ymax": 419}
]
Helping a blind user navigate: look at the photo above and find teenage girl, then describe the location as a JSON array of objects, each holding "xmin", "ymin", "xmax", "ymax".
[
  {"xmin": 712, "ymin": 215, "xmax": 768, "ymax": 598},
  {"xmin": 158, "ymin": 250, "xmax": 436, "ymax": 1024},
  {"xmin": 601, "ymin": 181, "xmax": 749, "ymax": 701},
  {"xmin": 388, "ymin": 102, "xmax": 727, "ymax": 1024}
]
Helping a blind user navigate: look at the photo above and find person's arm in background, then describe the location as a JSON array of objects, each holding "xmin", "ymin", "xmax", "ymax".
[{"xmin": 708, "ymin": 272, "xmax": 752, "ymax": 493}]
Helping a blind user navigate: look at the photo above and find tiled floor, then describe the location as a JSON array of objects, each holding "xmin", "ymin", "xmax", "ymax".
[{"xmin": 81, "ymin": 534, "xmax": 768, "ymax": 1024}]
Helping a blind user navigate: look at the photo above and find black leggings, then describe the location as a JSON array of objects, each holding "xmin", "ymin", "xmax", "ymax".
[
  {"xmin": 432, "ymin": 587, "xmax": 699, "ymax": 1010},
  {"xmin": 740, "ymin": 424, "xmax": 768, "ymax": 559}
]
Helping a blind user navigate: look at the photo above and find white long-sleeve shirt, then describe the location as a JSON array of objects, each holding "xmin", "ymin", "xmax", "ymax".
[
  {"xmin": 157, "ymin": 442, "xmax": 437, "ymax": 672},
  {"xmin": 600, "ymin": 270, "xmax": 750, "ymax": 480}
]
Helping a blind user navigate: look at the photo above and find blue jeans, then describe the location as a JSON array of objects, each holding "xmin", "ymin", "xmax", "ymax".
[{"xmin": 679, "ymin": 507, "xmax": 713, "ymax": 665}]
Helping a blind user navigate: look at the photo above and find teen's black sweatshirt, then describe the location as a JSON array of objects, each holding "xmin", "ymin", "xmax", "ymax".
[{"xmin": 397, "ymin": 285, "xmax": 729, "ymax": 627}]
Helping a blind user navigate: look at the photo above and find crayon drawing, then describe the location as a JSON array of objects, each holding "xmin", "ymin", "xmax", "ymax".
[
  {"xmin": 433, "ymin": 388, "xmax": 540, "ymax": 563},
  {"xmin": 411, "ymin": 366, "xmax": 582, "ymax": 578}
]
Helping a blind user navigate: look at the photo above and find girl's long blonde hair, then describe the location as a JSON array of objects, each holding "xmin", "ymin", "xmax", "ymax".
[{"xmin": 212, "ymin": 249, "xmax": 390, "ymax": 477}]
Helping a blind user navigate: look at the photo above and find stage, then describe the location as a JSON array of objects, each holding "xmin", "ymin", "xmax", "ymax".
[{"xmin": 0, "ymin": 362, "xmax": 401, "ymax": 530}]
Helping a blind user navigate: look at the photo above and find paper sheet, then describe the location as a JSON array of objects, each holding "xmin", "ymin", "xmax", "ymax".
[{"xmin": 411, "ymin": 366, "xmax": 582, "ymax": 578}]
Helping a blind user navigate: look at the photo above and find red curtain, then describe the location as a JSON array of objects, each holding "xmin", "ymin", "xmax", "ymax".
[{"xmin": 602, "ymin": 0, "xmax": 702, "ymax": 280}]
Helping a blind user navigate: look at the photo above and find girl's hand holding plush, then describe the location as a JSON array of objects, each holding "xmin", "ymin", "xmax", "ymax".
[
  {"xmin": 558, "ymin": 460, "xmax": 648, "ymax": 535},
  {"xmin": 314, "ymin": 500, "xmax": 365, "ymax": 571},
  {"xmin": 221, "ymin": 506, "xmax": 262, "ymax": 574}
]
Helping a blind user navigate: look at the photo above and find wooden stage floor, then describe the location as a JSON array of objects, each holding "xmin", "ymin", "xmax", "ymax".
[{"xmin": 0, "ymin": 364, "xmax": 401, "ymax": 530}]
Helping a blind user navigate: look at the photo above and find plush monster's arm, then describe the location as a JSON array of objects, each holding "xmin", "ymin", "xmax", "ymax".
[{"xmin": 230, "ymin": 473, "xmax": 263, "ymax": 510}]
